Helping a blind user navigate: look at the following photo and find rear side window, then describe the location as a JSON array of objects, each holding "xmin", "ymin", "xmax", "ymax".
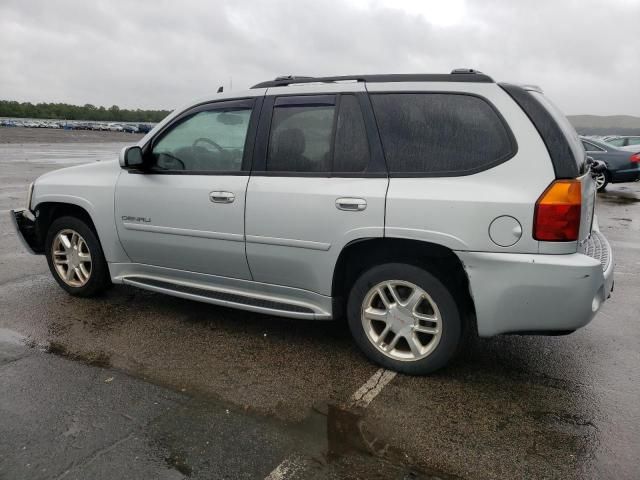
[
  {"xmin": 500, "ymin": 84, "xmax": 584, "ymax": 178},
  {"xmin": 530, "ymin": 91, "xmax": 586, "ymax": 175},
  {"xmin": 267, "ymin": 101, "xmax": 335, "ymax": 172},
  {"xmin": 266, "ymin": 94, "xmax": 370, "ymax": 173},
  {"xmin": 371, "ymin": 93, "xmax": 515, "ymax": 175}
]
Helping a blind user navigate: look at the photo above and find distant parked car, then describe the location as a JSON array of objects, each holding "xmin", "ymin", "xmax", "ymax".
[
  {"xmin": 603, "ymin": 136, "xmax": 640, "ymax": 148},
  {"xmin": 122, "ymin": 124, "xmax": 139, "ymax": 133},
  {"xmin": 137, "ymin": 123, "xmax": 153, "ymax": 134},
  {"xmin": 581, "ymin": 137, "xmax": 640, "ymax": 191}
]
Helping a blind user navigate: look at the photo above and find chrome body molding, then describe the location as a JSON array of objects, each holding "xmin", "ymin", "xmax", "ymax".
[
  {"xmin": 245, "ymin": 235, "xmax": 331, "ymax": 251},
  {"xmin": 122, "ymin": 222, "xmax": 245, "ymax": 243}
]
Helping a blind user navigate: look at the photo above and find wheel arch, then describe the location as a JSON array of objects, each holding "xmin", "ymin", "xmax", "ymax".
[
  {"xmin": 331, "ymin": 237, "xmax": 476, "ymax": 331},
  {"xmin": 33, "ymin": 201, "xmax": 101, "ymax": 253}
]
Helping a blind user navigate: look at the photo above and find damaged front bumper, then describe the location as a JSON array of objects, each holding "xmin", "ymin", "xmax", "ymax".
[{"xmin": 10, "ymin": 209, "xmax": 41, "ymax": 254}]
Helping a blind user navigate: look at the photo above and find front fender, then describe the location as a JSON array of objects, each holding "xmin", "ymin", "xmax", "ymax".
[{"xmin": 31, "ymin": 161, "xmax": 130, "ymax": 263}]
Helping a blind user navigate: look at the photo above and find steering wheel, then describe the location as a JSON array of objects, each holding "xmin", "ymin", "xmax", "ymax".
[
  {"xmin": 154, "ymin": 152, "xmax": 185, "ymax": 170},
  {"xmin": 193, "ymin": 137, "xmax": 223, "ymax": 151}
]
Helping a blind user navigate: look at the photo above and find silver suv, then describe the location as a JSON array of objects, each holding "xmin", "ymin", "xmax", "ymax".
[{"xmin": 11, "ymin": 70, "xmax": 614, "ymax": 374}]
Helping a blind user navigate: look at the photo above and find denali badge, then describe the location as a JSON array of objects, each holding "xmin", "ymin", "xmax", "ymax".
[{"xmin": 121, "ymin": 216, "xmax": 151, "ymax": 223}]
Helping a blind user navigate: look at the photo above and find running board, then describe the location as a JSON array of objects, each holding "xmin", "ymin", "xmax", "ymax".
[{"xmin": 122, "ymin": 276, "xmax": 327, "ymax": 320}]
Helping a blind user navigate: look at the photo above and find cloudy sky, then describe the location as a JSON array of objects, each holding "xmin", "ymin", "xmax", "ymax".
[{"xmin": 1, "ymin": 0, "xmax": 638, "ymax": 115}]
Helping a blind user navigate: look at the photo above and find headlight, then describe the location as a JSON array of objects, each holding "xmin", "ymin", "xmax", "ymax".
[{"xmin": 26, "ymin": 182, "xmax": 34, "ymax": 210}]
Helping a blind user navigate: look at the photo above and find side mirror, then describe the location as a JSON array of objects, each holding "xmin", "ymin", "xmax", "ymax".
[{"xmin": 119, "ymin": 146, "xmax": 144, "ymax": 170}]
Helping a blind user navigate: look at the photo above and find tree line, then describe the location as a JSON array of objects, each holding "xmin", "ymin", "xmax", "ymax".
[{"xmin": 0, "ymin": 100, "xmax": 170, "ymax": 123}]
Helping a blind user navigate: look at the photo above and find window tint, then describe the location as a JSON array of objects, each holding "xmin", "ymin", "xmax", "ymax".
[
  {"xmin": 530, "ymin": 91, "xmax": 586, "ymax": 174},
  {"xmin": 267, "ymin": 103, "xmax": 335, "ymax": 172},
  {"xmin": 628, "ymin": 137, "xmax": 640, "ymax": 146},
  {"xmin": 371, "ymin": 93, "xmax": 514, "ymax": 174},
  {"xmin": 333, "ymin": 95, "xmax": 369, "ymax": 172},
  {"xmin": 151, "ymin": 107, "xmax": 251, "ymax": 172},
  {"xmin": 582, "ymin": 140, "xmax": 604, "ymax": 152}
]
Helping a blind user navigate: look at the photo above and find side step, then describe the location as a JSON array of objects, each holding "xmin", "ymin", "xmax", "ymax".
[{"xmin": 122, "ymin": 276, "xmax": 324, "ymax": 319}]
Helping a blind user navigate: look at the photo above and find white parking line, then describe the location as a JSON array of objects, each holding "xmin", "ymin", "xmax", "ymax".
[
  {"xmin": 349, "ymin": 368, "xmax": 397, "ymax": 408},
  {"xmin": 264, "ymin": 368, "xmax": 397, "ymax": 479},
  {"xmin": 264, "ymin": 454, "xmax": 308, "ymax": 480}
]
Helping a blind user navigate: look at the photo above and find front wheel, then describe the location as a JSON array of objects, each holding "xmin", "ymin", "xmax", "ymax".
[
  {"xmin": 45, "ymin": 216, "xmax": 111, "ymax": 297},
  {"xmin": 347, "ymin": 263, "xmax": 462, "ymax": 375},
  {"xmin": 593, "ymin": 171, "xmax": 609, "ymax": 192}
]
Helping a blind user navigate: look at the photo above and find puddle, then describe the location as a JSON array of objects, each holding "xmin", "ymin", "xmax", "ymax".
[
  {"xmin": 325, "ymin": 403, "xmax": 459, "ymax": 479},
  {"xmin": 598, "ymin": 191, "xmax": 640, "ymax": 205},
  {"xmin": 0, "ymin": 327, "xmax": 28, "ymax": 345}
]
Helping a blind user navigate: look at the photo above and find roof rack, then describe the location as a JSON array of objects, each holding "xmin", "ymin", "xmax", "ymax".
[{"xmin": 250, "ymin": 69, "xmax": 493, "ymax": 88}]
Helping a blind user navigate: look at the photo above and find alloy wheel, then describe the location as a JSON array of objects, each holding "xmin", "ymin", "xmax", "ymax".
[
  {"xmin": 51, "ymin": 229, "xmax": 92, "ymax": 287},
  {"xmin": 361, "ymin": 280, "xmax": 442, "ymax": 361}
]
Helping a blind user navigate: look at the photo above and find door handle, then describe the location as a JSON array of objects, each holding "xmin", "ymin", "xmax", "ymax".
[
  {"xmin": 209, "ymin": 191, "xmax": 235, "ymax": 203},
  {"xmin": 336, "ymin": 197, "xmax": 367, "ymax": 211}
]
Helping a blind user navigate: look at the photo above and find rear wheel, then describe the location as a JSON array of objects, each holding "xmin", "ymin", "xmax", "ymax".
[
  {"xmin": 45, "ymin": 216, "xmax": 111, "ymax": 297},
  {"xmin": 347, "ymin": 263, "xmax": 462, "ymax": 375}
]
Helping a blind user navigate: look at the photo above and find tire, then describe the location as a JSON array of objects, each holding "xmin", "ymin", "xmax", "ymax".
[
  {"xmin": 594, "ymin": 171, "xmax": 609, "ymax": 192},
  {"xmin": 347, "ymin": 263, "xmax": 462, "ymax": 375},
  {"xmin": 45, "ymin": 216, "xmax": 111, "ymax": 297}
]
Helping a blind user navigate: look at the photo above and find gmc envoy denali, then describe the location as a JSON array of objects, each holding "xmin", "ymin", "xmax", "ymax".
[{"xmin": 11, "ymin": 70, "xmax": 614, "ymax": 374}]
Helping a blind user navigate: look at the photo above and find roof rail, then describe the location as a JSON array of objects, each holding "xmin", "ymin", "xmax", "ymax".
[{"xmin": 250, "ymin": 70, "xmax": 493, "ymax": 89}]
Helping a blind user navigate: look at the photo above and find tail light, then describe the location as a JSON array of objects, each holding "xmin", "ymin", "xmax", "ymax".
[
  {"xmin": 630, "ymin": 153, "xmax": 640, "ymax": 163},
  {"xmin": 533, "ymin": 179, "xmax": 582, "ymax": 241}
]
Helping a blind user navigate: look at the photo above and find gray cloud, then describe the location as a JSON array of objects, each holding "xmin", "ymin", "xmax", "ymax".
[{"xmin": 1, "ymin": 0, "xmax": 638, "ymax": 115}]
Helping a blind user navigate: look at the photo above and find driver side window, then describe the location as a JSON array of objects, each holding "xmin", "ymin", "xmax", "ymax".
[{"xmin": 151, "ymin": 105, "xmax": 252, "ymax": 172}]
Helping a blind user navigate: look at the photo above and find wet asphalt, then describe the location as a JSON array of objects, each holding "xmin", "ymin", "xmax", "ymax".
[{"xmin": 0, "ymin": 128, "xmax": 638, "ymax": 479}]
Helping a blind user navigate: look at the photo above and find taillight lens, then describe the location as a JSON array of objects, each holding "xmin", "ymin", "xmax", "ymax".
[
  {"xmin": 630, "ymin": 153, "xmax": 640, "ymax": 163},
  {"xmin": 533, "ymin": 179, "xmax": 582, "ymax": 241}
]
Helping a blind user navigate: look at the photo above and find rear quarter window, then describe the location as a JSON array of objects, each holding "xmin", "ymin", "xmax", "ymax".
[
  {"xmin": 370, "ymin": 93, "xmax": 516, "ymax": 176},
  {"xmin": 530, "ymin": 91, "xmax": 586, "ymax": 175}
]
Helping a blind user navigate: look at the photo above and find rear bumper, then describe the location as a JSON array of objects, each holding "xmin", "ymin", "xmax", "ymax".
[
  {"xmin": 10, "ymin": 209, "xmax": 41, "ymax": 254},
  {"xmin": 457, "ymin": 233, "xmax": 614, "ymax": 337}
]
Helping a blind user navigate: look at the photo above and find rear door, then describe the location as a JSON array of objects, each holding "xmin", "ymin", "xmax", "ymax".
[{"xmin": 245, "ymin": 86, "xmax": 388, "ymax": 295}]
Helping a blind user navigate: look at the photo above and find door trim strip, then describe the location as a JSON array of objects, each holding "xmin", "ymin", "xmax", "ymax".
[
  {"xmin": 245, "ymin": 234, "xmax": 331, "ymax": 251},
  {"xmin": 122, "ymin": 222, "xmax": 244, "ymax": 242}
]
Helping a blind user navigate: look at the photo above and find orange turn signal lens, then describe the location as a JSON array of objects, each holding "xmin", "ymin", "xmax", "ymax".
[{"xmin": 533, "ymin": 179, "xmax": 582, "ymax": 241}]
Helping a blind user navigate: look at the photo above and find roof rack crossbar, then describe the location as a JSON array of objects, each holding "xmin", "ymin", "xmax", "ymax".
[{"xmin": 251, "ymin": 70, "xmax": 493, "ymax": 89}]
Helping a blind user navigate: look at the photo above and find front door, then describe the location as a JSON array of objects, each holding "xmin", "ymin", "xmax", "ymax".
[{"xmin": 115, "ymin": 97, "xmax": 261, "ymax": 279}]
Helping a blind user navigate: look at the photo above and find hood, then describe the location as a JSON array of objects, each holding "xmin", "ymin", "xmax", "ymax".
[{"xmin": 36, "ymin": 159, "xmax": 121, "ymax": 184}]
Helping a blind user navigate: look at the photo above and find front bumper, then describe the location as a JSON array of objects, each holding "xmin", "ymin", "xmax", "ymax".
[
  {"xmin": 10, "ymin": 209, "xmax": 41, "ymax": 254},
  {"xmin": 457, "ymin": 232, "xmax": 614, "ymax": 337}
]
